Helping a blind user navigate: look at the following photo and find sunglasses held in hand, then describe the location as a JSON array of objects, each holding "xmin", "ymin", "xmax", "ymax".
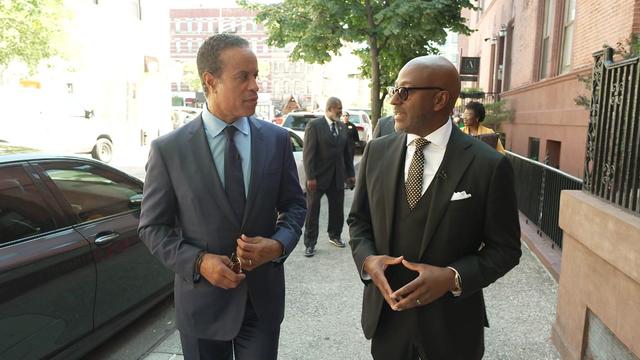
[{"xmin": 229, "ymin": 252, "xmax": 242, "ymax": 273}]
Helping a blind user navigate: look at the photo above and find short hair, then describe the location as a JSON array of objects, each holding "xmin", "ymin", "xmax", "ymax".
[
  {"xmin": 465, "ymin": 101, "xmax": 486, "ymax": 122},
  {"xmin": 196, "ymin": 33, "xmax": 250, "ymax": 95},
  {"xmin": 326, "ymin": 97, "xmax": 342, "ymax": 110}
]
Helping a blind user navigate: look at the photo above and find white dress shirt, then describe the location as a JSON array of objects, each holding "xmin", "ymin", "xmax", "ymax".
[{"xmin": 404, "ymin": 119, "xmax": 452, "ymax": 195}]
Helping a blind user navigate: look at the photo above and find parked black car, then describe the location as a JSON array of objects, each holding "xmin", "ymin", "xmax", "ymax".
[{"xmin": 0, "ymin": 144, "xmax": 173, "ymax": 359}]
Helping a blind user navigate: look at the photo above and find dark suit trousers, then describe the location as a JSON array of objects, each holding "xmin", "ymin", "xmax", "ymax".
[
  {"xmin": 179, "ymin": 298, "xmax": 280, "ymax": 360},
  {"xmin": 303, "ymin": 180, "xmax": 344, "ymax": 247},
  {"xmin": 371, "ymin": 305, "xmax": 429, "ymax": 360}
]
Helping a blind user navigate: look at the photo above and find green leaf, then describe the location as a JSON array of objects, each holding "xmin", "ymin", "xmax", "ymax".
[{"xmin": 241, "ymin": 0, "xmax": 475, "ymax": 123}]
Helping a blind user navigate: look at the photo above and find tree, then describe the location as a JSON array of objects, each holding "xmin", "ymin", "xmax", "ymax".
[
  {"xmin": 182, "ymin": 62, "xmax": 203, "ymax": 92},
  {"xmin": 240, "ymin": 0, "xmax": 474, "ymax": 124},
  {"xmin": 0, "ymin": 0, "xmax": 66, "ymax": 71}
]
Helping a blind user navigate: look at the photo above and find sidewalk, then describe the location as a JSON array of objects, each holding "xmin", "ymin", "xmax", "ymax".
[{"xmin": 129, "ymin": 190, "xmax": 560, "ymax": 360}]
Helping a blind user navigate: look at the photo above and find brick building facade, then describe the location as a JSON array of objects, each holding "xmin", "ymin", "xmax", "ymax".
[
  {"xmin": 169, "ymin": 7, "xmax": 328, "ymax": 112},
  {"xmin": 459, "ymin": 0, "xmax": 640, "ymax": 177}
]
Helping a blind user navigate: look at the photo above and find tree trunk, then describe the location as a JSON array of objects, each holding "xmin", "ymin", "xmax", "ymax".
[{"xmin": 365, "ymin": 0, "xmax": 381, "ymax": 127}]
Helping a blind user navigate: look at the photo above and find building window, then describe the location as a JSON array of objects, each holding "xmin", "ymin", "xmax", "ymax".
[
  {"xmin": 175, "ymin": 40, "xmax": 181, "ymax": 53},
  {"xmin": 175, "ymin": 20, "xmax": 181, "ymax": 33},
  {"xmin": 187, "ymin": 40, "xmax": 192, "ymax": 53},
  {"xmin": 528, "ymin": 137, "xmax": 540, "ymax": 161},
  {"xmin": 539, "ymin": 0, "xmax": 554, "ymax": 79},
  {"xmin": 559, "ymin": 0, "xmax": 576, "ymax": 74},
  {"xmin": 197, "ymin": 21, "xmax": 203, "ymax": 33},
  {"xmin": 187, "ymin": 21, "xmax": 193, "ymax": 33}
]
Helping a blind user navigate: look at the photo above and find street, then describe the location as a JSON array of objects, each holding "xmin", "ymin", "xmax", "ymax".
[{"xmin": 90, "ymin": 150, "xmax": 560, "ymax": 359}]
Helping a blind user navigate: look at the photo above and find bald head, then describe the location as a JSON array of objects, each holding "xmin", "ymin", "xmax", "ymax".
[
  {"xmin": 403, "ymin": 55, "xmax": 460, "ymax": 112},
  {"xmin": 390, "ymin": 55, "xmax": 461, "ymax": 136}
]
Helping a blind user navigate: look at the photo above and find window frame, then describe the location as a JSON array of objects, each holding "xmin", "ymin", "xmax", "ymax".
[
  {"xmin": 559, "ymin": 0, "xmax": 576, "ymax": 74},
  {"xmin": 0, "ymin": 162, "xmax": 69, "ymax": 246},
  {"xmin": 33, "ymin": 159, "xmax": 144, "ymax": 226},
  {"xmin": 539, "ymin": 0, "xmax": 554, "ymax": 79}
]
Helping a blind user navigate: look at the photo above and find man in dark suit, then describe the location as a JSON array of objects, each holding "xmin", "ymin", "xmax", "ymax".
[
  {"xmin": 138, "ymin": 34, "xmax": 306, "ymax": 360},
  {"xmin": 302, "ymin": 97, "xmax": 356, "ymax": 256},
  {"xmin": 348, "ymin": 55, "xmax": 521, "ymax": 359},
  {"xmin": 372, "ymin": 114, "xmax": 396, "ymax": 138}
]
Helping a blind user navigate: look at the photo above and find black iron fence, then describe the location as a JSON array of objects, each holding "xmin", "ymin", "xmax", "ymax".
[
  {"xmin": 506, "ymin": 151, "xmax": 583, "ymax": 249},
  {"xmin": 584, "ymin": 47, "xmax": 640, "ymax": 215}
]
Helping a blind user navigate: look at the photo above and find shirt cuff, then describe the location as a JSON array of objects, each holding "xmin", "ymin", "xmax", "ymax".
[
  {"xmin": 447, "ymin": 266, "xmax": 462, "ymax": 297},
  {"xmin": 360, "ymin": 256, "xmax": 372, "ymax": 280}
]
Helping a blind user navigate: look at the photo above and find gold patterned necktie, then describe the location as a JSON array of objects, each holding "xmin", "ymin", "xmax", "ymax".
[{"xmin": 405, "ymin": 137, "xmax": 431, "ymax": 209}]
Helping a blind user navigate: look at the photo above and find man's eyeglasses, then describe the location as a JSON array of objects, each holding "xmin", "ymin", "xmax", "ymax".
[{"xmin": 387, "ymin": 86, "xmax": 445, "ymax": 101}]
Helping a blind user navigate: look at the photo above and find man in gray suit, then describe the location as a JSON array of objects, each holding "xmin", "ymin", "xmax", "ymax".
[
  {"xmin": 372, "ymin": 115, "xmax": 396, "ymax": 138},
  {"xmin": 138, "ymin": 34, "xmax": 306, "ymax": 360},
  {"xmin": 348, "ymin": 56, "xmax": 521, "ymax": 359},
  {"xmin": 302, "ymin": 97, "xmax": 356, "ymax": 256}
]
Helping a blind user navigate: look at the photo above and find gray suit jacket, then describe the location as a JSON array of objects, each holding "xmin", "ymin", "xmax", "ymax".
[
  {"xmin": 303, "ymin": 117, "xmax": 355, "ymax": 190},
  {"xmin": 348, "ymin": 127, "xmax": 521, "ymax": 358},
  {"xmin": 138, "ymin": 115, "xmax": 306, "ymax": 340},
  {"xmin": 372, "ymin": 115, "xmax": 395, "ymax": 138}
]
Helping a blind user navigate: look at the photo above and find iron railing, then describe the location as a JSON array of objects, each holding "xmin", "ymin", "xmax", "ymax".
[
  {"xmin": 506, "ymin": 151, "xmax": 583, "ymax": 249},
  {"xmin": 584, "ymin": 48, "xmax": 640, "ymax": 215}
]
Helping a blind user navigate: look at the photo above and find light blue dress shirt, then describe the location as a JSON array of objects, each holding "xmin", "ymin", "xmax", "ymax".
[{"xmin": 201, "ymin": 105, "xmax": 251, "ymax": 195}]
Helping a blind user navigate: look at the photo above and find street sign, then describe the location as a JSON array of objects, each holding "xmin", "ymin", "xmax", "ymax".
[
  {"xmin": 460, "ymin": 75, "xmax": 478, "ymax": 82},
  {"xmin": 460, "ymin": 57, "xmax": 480, "ymax": 75}
]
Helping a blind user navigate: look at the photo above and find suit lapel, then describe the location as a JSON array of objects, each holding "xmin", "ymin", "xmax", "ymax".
[
  {"xmin": 187, "ymin": 116, "xmax": 240, "ymax": 228},
  {"xmin": 241, "ymin": 117, "xmax": 265, "ymax": 228},
  {"xmin": 419, "ymin": 127, "xmax": 475, "ymax": 258},
  {"xmin": 382, "ymin": 133, "xmax": 407, "ymax": 256}
]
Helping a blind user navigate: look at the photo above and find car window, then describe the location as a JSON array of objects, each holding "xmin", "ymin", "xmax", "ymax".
[
  {"xmin": 41, "ymin": 162, "xmax": 143, "ymax": 223},
  {"xmin": 0, "ymin": 165, "xmax": 56, "ymax": 245},
  {"xmin": 289, "ymin": 132, "xmax": 303, "ymax": 152},
  {"xmin": 362, "ymin": 113, "xmax": 371, "ymax": 124},
  {"xmin": 283, "ymin": 115, "xmax": 314, "ymax": 131},
  {"xmin": 348, "ymin": 114, "xmax": 362, "ymax": 124}
]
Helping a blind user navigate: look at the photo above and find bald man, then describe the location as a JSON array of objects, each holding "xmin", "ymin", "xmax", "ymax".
[{"xmin": 347, "ymin": 56, "xmax": 521, "ymax": 359}]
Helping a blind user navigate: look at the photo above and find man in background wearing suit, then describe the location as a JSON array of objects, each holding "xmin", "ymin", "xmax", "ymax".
[
  {"xmin": 372, "ymin": 114, "xmax": 396, "ymax": 138},
  {"xmin": 138, "ymin": 34, "xmax": 306, "ymax": 360},
  {"xmin": 348, "ymin": 55, "xmax": 521, "ymax": 359},
  {"xmin": 302, "ymin": 97, "xmax": 356, "ymax": 257}
]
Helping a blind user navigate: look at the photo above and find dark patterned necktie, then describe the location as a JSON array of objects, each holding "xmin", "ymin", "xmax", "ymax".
[
  {"xmin": 224, "ymin": 126, "xmax": 245, "ymax": 221},
  {"xmin": 405, "ymin": 138, "xmax": 430, "ymax": 209},
  {"xmin": 331, "ymin": 122, "xmax": 338, "ymax": 137}
]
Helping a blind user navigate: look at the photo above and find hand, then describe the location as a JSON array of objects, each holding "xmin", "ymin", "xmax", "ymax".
[
  {"xmin": 306, "ymin": 179, "xmax": 317, "ymax": 192},
  {"xmin": 363, "ymin": 255, "xmax": 404, "ymax": 309},
  {"xmin": 390, "ymin": 260, "xmax": 455, "ymax": 311},
  {"xmin": 199, "ymin": 253, "xmax": 246, "ymax": 289},
  {"xmin": 346, "ymin": 177, "xmax": 356, "ymax": 190},
  {"xmin": 236, "ymin": 234, "xmax": 284, "ymax": 271}
]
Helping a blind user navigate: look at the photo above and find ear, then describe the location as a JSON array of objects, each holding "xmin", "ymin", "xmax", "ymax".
[
  {"xmin": 203, "ymin": 71, "xmax": 218, "ymax": 94},
  {"xmin": 433, "ymin": 91, "xmax": 450, "ymax": 111}
]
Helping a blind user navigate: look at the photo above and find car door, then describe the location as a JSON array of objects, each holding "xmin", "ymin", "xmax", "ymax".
[
  {"xmin": 0, "ymin": 163, "xmax": 95, "ymax": 359},
  {"xmin": 36, "ymin": 160, "xmax": 173, "ymax": 328}
]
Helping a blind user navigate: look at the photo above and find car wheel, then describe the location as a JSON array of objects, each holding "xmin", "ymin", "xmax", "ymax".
[{"xmin": 92, "ymin": 138, "xmax": 113, "ymax": 163}]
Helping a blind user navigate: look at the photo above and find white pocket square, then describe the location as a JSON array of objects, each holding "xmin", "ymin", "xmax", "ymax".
[{"xmin": 450, "ymin": 191, "xmax": 472, "ymax": 201}]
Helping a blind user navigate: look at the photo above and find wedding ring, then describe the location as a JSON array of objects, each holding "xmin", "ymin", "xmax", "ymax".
[{"xmin": 416, "ymin": 299, "xmax": 421, "ymax": 305}]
